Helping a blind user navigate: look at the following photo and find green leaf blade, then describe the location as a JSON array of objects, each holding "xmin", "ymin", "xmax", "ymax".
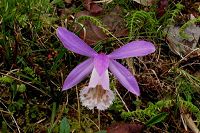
[{"xmin": 59, "ymin": 117, "xmax": 70, "ymax": 133}]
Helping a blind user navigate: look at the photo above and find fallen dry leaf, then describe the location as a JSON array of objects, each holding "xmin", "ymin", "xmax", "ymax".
[
  {"xmin": 165, "ymin": 19, "xmax": 200, "ymax": 57},
  {"xmin": 74, "ymin": 6, "xmax": 128, "ymax": 45},
  {"xmin": 182, "ymin": 113, "xmax": 200, "ymax": 133},
  {"xmin": 107, "ymin": 123, "xmax": 144, "ymax": 133},
  {"xmin": 75, "ymin": 11, "xmax": 107, "ymax": 45},
  {"xmin": 83, "ymin": 0, "xmax": 103, "ymax": 14},
  {"xmin": 65, "ymin": 0, "xmax": 72, "ymax": 4},
  {"xmin": 132, "ymin": 0, "xmax": 155, "ymax": 6},
  {"xmin": 102, "ymin": 6, "xmax": 128, "ymax": 37},
  {"xmin": 156, "ymin": 0, "xmax": 168, "ymax": 18},
  {"xmin": 93, "ymin": 0, "xmax": 113, "ymax": 4},
  {"xmin": 79, "ymin": 20, "xmax": 107, "ymax": 44}
]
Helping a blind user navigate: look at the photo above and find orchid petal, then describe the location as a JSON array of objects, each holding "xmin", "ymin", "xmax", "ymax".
[
  {"xmin": 99, "ymin": 70, "xmax": 109, "ymax": 90},
  {"xmin": 56, "ymin": 27, "xmax": 97, "ymax": 57},
  {"xmin": 94, "ymin": 53, "xmax": 109, "ymax": 75},
  {"xmin": 88, "ymin": 68, "xmax": 100, "ymax": 88},
  {"xmin": 109, "ymin": 60, "xmax": 140, "ymax": 96},
  {"xmin": 108, "ymin": 40, "xmax": 155, "ymax": 59},
  {"xmin": 62, "ymin": 58, "xmax": 94, "ymax": 91},
  {"xmin": 88, "ymin": 68, "xmax": 109, "ymax": 90}
]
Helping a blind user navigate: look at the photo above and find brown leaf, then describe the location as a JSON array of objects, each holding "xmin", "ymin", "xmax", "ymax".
[
  {"xmin": 79, "ymin": 20, "xmax": 107, "ymax": 44},
  {"xmin": 132, "ymin": 0, "xmax": 155, "ymax": 6},
  {"xmin": 156, "ymin": 0, "xmax": 168, "ymax": 18},
  {"xmin": 102, "ymin": 6, "xmax": 128, "ymax": 37},
  {"xmin": 181, "ymin": 108, "xmax": 200, "ymax": 133},
  {"xmin": 74, "ymin": 6, "xmax": 128, "ymax": 45},
  {"xmin": 165, "ymin": 20, "xmax": 200, "ymax": 57},
  {"xmin": 83, "ymin": 0, "xmax": 103, "ymax": 15},
  {"xmin": 75, "ymin": 11, "xmax": 107, "ymax": 45},
  {"xmin": 107, "ymin": 123, "xmax": 144, "ymax": 133},
  {"xmin": 65, "ymin": 0, "xmax": 72, "ymax": 4},
  {"xmin": 182, "ymin": 114, "xmax": 200, "ymax": 133},
  {"xmin": 83, "ymin": 0, "xmax": 92, "ymax": 10}
]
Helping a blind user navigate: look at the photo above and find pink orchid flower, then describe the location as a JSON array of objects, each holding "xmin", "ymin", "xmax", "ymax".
[{"xmin": 56, "ymin": 27, "xmax": 155, "ymax": 110}]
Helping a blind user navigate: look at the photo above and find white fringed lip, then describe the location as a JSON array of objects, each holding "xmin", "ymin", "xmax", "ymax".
[
  {"xmin": 80, "ymin": 68, "xmax": 114, "ymax": 110},
  {"xmin": 80, "ymin": 85, "xmax": 114, "ymax": 110}
]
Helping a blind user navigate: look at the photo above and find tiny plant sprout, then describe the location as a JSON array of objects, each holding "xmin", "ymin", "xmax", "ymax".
[{"xmin": 56, "ymin": 27, "xmax": 155, "ymax": 110}]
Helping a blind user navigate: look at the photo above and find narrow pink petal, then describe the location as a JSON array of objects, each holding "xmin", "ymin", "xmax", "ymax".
[
  {"xmin": 99, "ymin": 69, "xmax": 109, "ymax": 90},
  {"xmin": 88, "ymin": 68, "xmax": 100, "ymax": 88},
  {"xmin": 62, "ymin": 58, "xmax": 94, "ymax": 91},
  {"xmin": 109, "ymin": 60, "xmax": 140, "ymax": 96},
  {"xmin": 88, "ymin": 68, "xmax": 109, "ymax": 90},
  {"xmin": 108, "ymin": 40, "xmax": 155, "ymax": 59},
  {"xmin": 56, "ymin": 27, "xmax": 97, "ymax": 57},
  {"xmin": 94, "ymin": 53, "xmax": 109, "ymax": 75}
]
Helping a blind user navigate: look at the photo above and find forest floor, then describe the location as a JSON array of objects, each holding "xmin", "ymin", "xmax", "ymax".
[{"xmin": 0, "ymin": 0, "xmax": 200, "ymax": 132}]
